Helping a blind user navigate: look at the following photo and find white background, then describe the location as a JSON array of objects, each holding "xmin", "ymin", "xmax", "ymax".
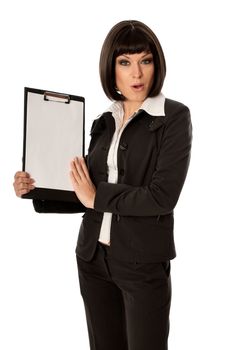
[{"xmin": 1, "ymin": 0, "xmax": 231, "ymax": 349}]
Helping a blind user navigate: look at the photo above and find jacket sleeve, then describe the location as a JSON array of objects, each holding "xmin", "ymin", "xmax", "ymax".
[{"xmin": 94, "ymin": 105, "xmax": 192, "ymax": 216}]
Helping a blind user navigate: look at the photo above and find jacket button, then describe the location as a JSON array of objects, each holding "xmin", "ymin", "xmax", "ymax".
[
  {"xmin": 119, "ymin": 142, "xmax": 128, "ymax": 151},
  {"xmin": 119, "ymin": 169, "xmax": 125, "ymax": 176}
]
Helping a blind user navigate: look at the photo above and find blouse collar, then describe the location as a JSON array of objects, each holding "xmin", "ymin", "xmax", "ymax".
[{"xmin": 105, "ymin": 92, "xmax": 166, "ymax": 118}]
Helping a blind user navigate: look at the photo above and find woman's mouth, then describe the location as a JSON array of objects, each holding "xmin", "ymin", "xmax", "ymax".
[{"xmin": 131, "ymin": 84, "xmax": 144, "ymax": 91}]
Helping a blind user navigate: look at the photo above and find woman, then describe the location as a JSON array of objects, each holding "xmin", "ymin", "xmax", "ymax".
[{"xmin": 14, "ymin": 20, "xmax": 192, "ymax": 350}]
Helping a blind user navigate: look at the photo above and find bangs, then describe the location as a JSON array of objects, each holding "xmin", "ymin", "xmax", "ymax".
[{"xmin": 114, "ymin": 29, "xmax": 152, "ymax": 57}]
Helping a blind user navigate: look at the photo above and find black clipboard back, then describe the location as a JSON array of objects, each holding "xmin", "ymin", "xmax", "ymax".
[{"xmin": 22, "ymin": 87, "xmax": 85, "ymax": 202}]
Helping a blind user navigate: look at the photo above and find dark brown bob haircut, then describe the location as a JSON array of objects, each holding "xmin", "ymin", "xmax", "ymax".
[{"xmin": 99, "ymin": 20, "xmax": 166, "ymax": 101}]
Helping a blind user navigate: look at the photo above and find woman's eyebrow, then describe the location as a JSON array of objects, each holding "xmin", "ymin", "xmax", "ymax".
[
  {"xmin": 118, "ymin": 52, "xmax": 152, "ymax": 59},
  {"xmin": 117, "ymin": 54, "xmax": 130, "ymax": 59}
]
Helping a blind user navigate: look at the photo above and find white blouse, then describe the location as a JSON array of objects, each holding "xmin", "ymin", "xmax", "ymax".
[{"xmin": 98, "ymin": 93, "xmax": 166, "ymax": 245}]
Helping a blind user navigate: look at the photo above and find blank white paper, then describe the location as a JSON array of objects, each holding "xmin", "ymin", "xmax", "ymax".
[{"xmin": 25, "ymin": 92, "xmax": 84, "ymax": 191}]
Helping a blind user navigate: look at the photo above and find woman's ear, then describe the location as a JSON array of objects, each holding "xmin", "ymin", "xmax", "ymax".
[{"xmin": 115, "ymin": 86, "xmax": 122, "ymax": 95}]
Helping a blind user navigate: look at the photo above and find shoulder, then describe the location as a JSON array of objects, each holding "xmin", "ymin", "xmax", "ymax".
[
  {"xmin": 163, "ymin": 98, "xmax": 192, "ymax": 137},
  {"xmin": 89, "ymin": 112, "xmax": 112, "ymax": 135},
  {"xmin": 165, "ymin": 97, "xmax": 190, "ymax": 116}
]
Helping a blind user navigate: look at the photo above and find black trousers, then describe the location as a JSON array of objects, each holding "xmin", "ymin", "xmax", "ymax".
[{"xmin": 76, "ymin": 242, "xmax": 171, "ymax": 350}]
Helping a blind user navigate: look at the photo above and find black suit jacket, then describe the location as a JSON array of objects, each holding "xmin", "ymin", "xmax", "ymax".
[{"xmin": 33, "ymin": 97, "xmax": 192, "ymax": 263}]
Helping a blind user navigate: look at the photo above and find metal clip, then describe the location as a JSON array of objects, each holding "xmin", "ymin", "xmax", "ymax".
[{"xmin": 44, "ymin": 91, "xmax": 70, "ymax": 104}]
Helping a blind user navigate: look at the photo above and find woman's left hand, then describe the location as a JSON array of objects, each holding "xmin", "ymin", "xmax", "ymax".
[{"xmin": 70, "ymin": 157, "xmax": 96, "ymax": 209}]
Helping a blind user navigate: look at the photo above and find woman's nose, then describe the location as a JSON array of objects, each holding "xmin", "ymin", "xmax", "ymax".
[{"xmin": 132, "ymin": 63, "xmax": 142, "ymax": 78}]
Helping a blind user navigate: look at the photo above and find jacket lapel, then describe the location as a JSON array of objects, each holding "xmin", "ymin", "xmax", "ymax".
[{"xmin": 146, "ymin": 116, "xmax": 167, "ymax": 132}]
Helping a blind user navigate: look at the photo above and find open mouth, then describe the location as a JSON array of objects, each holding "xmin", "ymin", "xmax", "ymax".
[{"xmin": 131, "ymin": 84, "xmax": 144, "ymax": 91}]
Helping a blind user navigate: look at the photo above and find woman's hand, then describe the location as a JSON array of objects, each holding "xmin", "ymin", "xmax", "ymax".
[
  {"xmin": 13, "ymin": 171, "xmax": 35, "ymax": 197},
  {"xmin": 70, "ymin": 157, "xmax": 96, "ymax": 209}
]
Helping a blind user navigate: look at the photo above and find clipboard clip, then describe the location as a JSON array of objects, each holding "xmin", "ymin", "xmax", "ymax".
[{"xmin": 44, "ymin": 91, "xmax": 70, "ymax": 104}]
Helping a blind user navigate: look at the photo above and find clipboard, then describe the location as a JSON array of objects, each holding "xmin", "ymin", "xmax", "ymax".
[{"xmin": 22, "ymin": 87, "xmax": 85, "ymax": 202}]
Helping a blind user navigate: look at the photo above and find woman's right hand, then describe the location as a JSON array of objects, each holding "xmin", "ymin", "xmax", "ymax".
[{"xmin": 13, "ymin": 171, "xmax": 35, "ymax": 197}]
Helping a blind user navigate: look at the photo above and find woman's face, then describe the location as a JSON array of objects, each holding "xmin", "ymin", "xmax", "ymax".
[{"xmin": 115, "ymin": 51, "xmax": 154, "ymax": 103}]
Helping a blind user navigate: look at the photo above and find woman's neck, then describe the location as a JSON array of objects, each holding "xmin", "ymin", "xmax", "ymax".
[{"xmin": 123, "ymin": 101, "xmax": 143, "ymax": 120}]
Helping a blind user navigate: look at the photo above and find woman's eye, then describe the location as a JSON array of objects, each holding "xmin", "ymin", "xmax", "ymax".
[
  {"xmin": 118, "ymin": 60, "xmax": 130, "ymax": 66},
  {"xmin": 141, "ymin": 58, "xmax": 153, "ymax": 64}
]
